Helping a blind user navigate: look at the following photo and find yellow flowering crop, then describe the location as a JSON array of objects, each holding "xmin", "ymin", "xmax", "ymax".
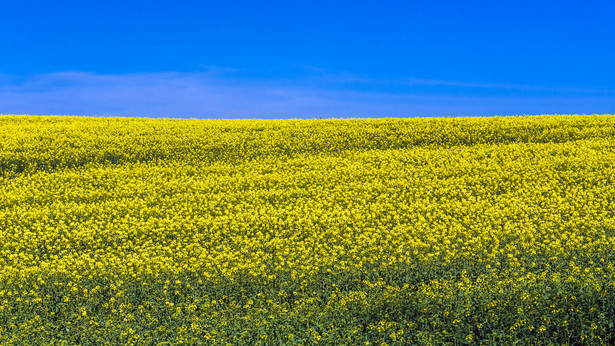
[{"xmin": 0, "ymin": 114, "xmax": 614, "ymax": 344}]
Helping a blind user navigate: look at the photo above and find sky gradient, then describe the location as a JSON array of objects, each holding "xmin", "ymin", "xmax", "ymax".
[{"xmin": 1, "ymin": 0, "xmax": 614, "ymax": 118}]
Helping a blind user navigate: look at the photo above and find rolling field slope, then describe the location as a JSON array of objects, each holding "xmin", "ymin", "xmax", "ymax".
[{"xmin": 1, "ymin": 114, "xmax": 614, "ymax": 344}]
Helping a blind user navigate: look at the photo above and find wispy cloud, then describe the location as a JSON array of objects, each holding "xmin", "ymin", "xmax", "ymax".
[
  {"xmin": 280, "ymin": 64, "xmax": 615, "ymax": 95},
  {"xmin": 0, "ymin": 70, "xmax": 613, "ymax": 118},
  {"xmin": 397, "ymin": 77, "xmax": 615, "ymax": 95}
]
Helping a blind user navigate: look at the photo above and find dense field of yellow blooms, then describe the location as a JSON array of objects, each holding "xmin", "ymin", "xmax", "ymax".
[{"xmin": 1, "ymin": 114, "xmax": 614, "ymax": 344}]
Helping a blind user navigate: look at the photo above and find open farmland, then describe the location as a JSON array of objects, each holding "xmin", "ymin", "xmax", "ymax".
[{"xmin": 1, "ymin": 114, "xmax": 615, "ymax": 344}]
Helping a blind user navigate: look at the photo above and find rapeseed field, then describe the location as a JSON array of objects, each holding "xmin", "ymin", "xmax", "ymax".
[{"xmin": 0, "ymin": 114, "xmax": 614, "ymax": 345}]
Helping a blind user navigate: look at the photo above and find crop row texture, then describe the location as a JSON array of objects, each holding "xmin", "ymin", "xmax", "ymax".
[
  {"xmin": 2, "ymin": 115, "xmax": 615, "ymax": 178},
  {"xmin": 0, "ymin": 114, "xmax": 614, "ymax": 344}
]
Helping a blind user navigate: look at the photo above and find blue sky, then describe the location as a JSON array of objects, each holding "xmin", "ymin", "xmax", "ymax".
[{"xmin": 1, "ymin": 0, "xmax": 614, "ymax": 118}]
